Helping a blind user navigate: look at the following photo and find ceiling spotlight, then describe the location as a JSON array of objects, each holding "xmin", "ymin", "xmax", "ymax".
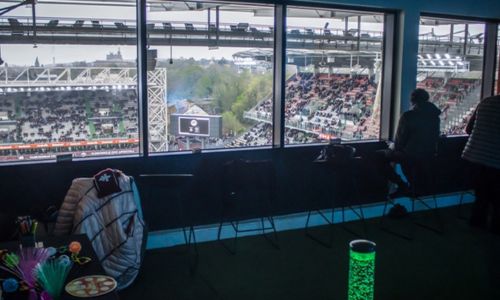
[
  {"xmin": 426, "ymin": 54, "xmax": 432, "ymax": 59},
  {"xmin": 435, "ymin": 53, "xmax": 441, "ymax": 59},
  {"xmin": 444, "ymin": 53, "xmax": 451, "ymax": 59}
]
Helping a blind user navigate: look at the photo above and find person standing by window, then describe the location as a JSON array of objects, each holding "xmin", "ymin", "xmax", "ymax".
[
  {"xmin": 375, "ymin": 88, "xmax": 441, "ymax": 198},
  {"xmin": 462, "ymin": 94, "xmax": 500, "ymax": 233}
]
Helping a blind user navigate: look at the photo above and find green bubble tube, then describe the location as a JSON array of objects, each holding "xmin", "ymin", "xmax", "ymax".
[{"xmin": 348, "ymin": 239, "xmax": 376, "ymax": 300}]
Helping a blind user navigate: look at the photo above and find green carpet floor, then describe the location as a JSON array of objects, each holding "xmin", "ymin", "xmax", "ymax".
[{"xmin": 120, "ymin": 205, "xmax": 500, "ymax": 300}]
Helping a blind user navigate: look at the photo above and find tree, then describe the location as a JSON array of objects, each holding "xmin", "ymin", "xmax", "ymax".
[{"xmin": 221, "ymin": 111, "xmax": 245, "ymax": 134}]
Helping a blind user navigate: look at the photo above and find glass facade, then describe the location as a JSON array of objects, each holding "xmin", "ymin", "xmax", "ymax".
[
  {"xmin": 0, "ymin": 1, "xmax": 498, "ymax": 163},
  {"xmin": 417, "ymin": 17, "xmax": 485, "ymax": 135},
  {"xmin": 285, "ymin": 8, "xmax": 384, "ymax": 144},
  {"xmin": 0, "ymin": 1, "xmax": 138, "ymax": 162},
  {"xmin": 146, "ymin": 1, "xmax": 274, "ymax": 152}
]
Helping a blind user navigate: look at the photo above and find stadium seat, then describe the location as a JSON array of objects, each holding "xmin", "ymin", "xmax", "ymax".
[
  {"xmin": 114, "ymin": 22, "xmax": 128, "ymax": 30},
  {"xmin": 46, "ymin": 20, "xmax": 59, "ymax": 27},
  {"xmin": 91, "ymin": 20, "xmax": 103, "ymax": 29},
  {"xmin": 162, "ymin": 22, "xmax": 172, "ymax": 31},
  {"xmin": 237, "ymin": 23, "xmax": 249, "ymax": 31},
  {"xmin": 8, "ymin": 18, "xmax": 24, "ymax": 36},
  {"xmin": 73, "ymin": 20, "xmax": 84, "ymax": 28}
]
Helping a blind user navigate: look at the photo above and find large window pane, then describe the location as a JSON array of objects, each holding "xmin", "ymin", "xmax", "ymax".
[
  {"xmin": 146, "ymin": 1, "xmax": 274, "ymax": 152},
  {"xmin": 285, "ymin": 7, "xmax": 384, "ymax": 145},
  {"xmin": 0, "ymin": 1, "xmax": 138, "ymax": 162},
  {"xmin": 417, "ymin": 17, "xmax": 484, "ymax": 135}
]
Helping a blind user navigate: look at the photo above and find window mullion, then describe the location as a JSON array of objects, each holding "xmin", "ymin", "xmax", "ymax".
[
  {"xmin": 137, "ymin": 0, "xmax": 149, "ymax": 157},
  {"xmin": 273, "ymin": 4, "xmax": 286, "ymax": 148}
]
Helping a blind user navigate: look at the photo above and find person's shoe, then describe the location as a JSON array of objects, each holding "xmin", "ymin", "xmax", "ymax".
[
  {"xmin": 388, "ymin": 203, "xmax": 408, "ymax": 219},
  {"xmin": 389, "ymin": 184, "xmax": 411, "ymax": 199}
]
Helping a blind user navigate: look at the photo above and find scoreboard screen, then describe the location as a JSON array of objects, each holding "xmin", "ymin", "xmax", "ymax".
[{"xmin": 178, "ymin": 117, "xmax": 210, "ymax": 136}]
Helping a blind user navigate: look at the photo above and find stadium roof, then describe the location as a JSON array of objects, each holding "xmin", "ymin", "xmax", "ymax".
[
  {"xmin": 1, "ymin": 0, "xmax": 384, "ymax": 22},
  {"xmin": 233, "ymin": 49, "xmax": 381, "ymax": 59},
  {"xmin": 2, "ymin": 1, "xmax": 480, "ymax": 25}
]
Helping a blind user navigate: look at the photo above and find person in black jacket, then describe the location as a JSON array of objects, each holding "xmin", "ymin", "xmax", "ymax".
[{"xmin": 375, "ymin": 88, "xmax": 441, "ymax": 198}]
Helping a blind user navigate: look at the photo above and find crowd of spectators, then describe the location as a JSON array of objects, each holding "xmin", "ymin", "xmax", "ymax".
[
  {"xmin": 417, "ymin": 76, "xmax": 481, "ymax": 134},
  {"xmin": 246, "ymin": 72, "xmax": 379, "ymax": 143},
  {"xmin": 0, "ymin": 90, "xmax": 138, "ymax": 159},
  {"xmin": 0, "ymin": 89, "xmax": 138, "ymax": 145}
]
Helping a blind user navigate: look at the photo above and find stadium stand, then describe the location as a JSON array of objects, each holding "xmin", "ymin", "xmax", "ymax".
[
  {"xmin": 417, "ymin": 75, "xmax": 481, "ymax": 134},
  {"xmin": 245, "ymin": 72, "xmax": 379, "ymax": 142},
  {"xmin": 0, "ymin": 89, "xmax": 138, "ymax": 159}
]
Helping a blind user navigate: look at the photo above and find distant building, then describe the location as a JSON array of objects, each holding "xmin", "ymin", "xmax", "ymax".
[{"xmin": 106, "ymin": 49, "xmax": 123, "ymax": 61}]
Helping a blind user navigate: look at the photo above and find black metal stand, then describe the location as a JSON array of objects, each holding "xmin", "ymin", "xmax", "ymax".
[
  {"xmin": 217, "ymin": 160, "xmax": 279, "ymax": 255},
  {"xmin": 457, "ymin": 190, "xmax": 474, "ymax": 220},
  {"xmin": 305, "ymin": 158, "xmax": 367, "ymax": 248},
  {"xmin": 139, "ymin": 174, "xmax": 198, "ymax": 273}
]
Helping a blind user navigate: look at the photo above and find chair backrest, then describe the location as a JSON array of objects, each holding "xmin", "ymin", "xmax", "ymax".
[
  {"xmin": 221, "ymin": 159, "xmax": 276, "ymax": 220},
  {"xmin": 223, "ymin": 159, "xmax": 275, "ymax": 194}
]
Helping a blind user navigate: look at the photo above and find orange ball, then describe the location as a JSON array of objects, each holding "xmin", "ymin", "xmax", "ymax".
[{"xmin": 69, "ymin": 241, "xmax": 82, "ymax": 254}]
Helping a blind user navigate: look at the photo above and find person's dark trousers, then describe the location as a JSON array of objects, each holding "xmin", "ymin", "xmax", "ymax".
[
  {"xmin": 470, "ymin": 163, "xmax": 500, "ymax": 233},
  {"xmin": 373, "ymin": 149, "xmax": 414, "ymax": 188}
]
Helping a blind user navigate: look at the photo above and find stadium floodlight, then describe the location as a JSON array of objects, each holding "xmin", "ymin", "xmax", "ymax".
[
  {"xmin": 457, "ymin": 61, "xmax": 464, "ymax": 66},
  {"xmin": 455, "ymin": 56, "xmax": 461, "ymax": 60},
  {"xmin": 6, "ymin": 88, "xmax": 11, "ymax": 92},
  {"xmin": 430, "ymin": 61, "xmax": 436, "ymax": 66},
  {"xmin": 438, "ymin": 60, "xmax": 445, "ymax": 66},
  {"xmin": 418, "ymin": 54, "xmax": 423, "ymax": 59},
  {"xmin": 435, "ymin": 53, "xmax": 441, "ymax": 59},
  {"xmin": 444, "ymin": 53, "xmax": 451, "ymax": 59},
  {"xmin": 426, "ymin": 54, "xmax": 432, "ymax": 59},
  {"xmin": 19, "ymin": 87, "xmax": 24, "ymax": 92},
  {"xmin": 422, "ymin": 61, "xmax": 427, "ymax": 66}
]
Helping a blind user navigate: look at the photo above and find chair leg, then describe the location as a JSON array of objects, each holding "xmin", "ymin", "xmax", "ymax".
[
  {"xmin": 262, "ymin": 216, "xmax": 280, "ymax": 250},
  {"xmin": 187, "ymin": 226, "xmax": 199, "ymax": 275},
  {"xmin": 305, "ymin": 209, "xmax": 335, "ymax": 248},
  {"xmin": 412, "ymin": 196, "xmax": 444, "ymax": 235},
  {"xmin": 457, "ymin": 191, "xmax": 473, "ymax": 220}
]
